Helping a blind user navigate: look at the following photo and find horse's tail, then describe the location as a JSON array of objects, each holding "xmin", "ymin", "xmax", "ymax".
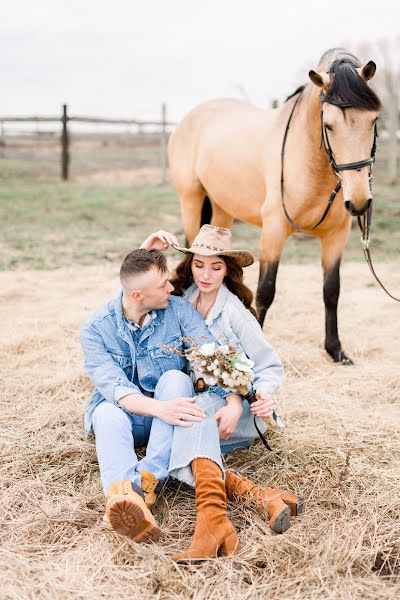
[{"xmin": 201, "ymin": 194, "xmax": 212, "ymax": 226}]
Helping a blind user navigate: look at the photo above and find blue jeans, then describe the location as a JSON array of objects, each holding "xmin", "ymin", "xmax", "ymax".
[
  {"xmin": 92, "ymin": 369, "xmax": 194, "ymax": 496},
  {"xmin": 92, "ymin": 370, "xmax": 262, "ymax": 495}
]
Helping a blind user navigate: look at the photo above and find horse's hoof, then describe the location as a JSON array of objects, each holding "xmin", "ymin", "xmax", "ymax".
[{"xmin": 335, "ymin": 350, "xmax": 354, "ymax": 365}]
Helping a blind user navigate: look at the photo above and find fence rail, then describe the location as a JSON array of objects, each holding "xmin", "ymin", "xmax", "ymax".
[{"xmin": 0, "ymin": 103, "xmax": 175, "ymax": 182}]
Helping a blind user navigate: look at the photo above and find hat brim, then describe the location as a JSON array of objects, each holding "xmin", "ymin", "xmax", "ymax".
[{"xmin": 173, "ymin": 245, "xmax": 255, "ymax": 268}]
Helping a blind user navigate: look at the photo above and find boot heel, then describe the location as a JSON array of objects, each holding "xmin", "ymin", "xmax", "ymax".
[
  {"xmin": 219, "ymin": 530, "xmax": 240, "ymax": 556},
  {"xmin": 281, "ymin": 492, "xmax": 304, "ymax": 517},
  {"xmin": 269, "ymin": 502, "xmax": 291, "ymax": 534}
]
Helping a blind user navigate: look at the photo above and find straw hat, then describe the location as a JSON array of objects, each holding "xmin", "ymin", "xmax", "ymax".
[{"xmin": 174, "ymin": 225, "xmax": 255, "ymax": 268}]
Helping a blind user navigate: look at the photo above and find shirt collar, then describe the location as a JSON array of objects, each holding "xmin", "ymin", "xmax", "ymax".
[
  {"xmin": 124, "ymin": 310, "xmax": 157, "ymax": 332},
  {"xmin": 183, "ymin": 283, "xmax": 229, "ymax": 323}
]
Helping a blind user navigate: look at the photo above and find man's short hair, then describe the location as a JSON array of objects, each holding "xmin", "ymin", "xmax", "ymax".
[{"xmin": 120, "ymin": 249, "xmax": 167, "ymax": 286}]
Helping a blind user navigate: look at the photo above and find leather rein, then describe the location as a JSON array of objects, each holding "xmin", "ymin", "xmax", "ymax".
[{"xmin": 280, "ymin": 90, "xmax": 400, "ymax": 302}]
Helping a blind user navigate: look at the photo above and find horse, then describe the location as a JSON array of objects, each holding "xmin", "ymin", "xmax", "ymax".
[{"xmin": 167, "ymin": 48, "xmax": 381, "ymax": 365}]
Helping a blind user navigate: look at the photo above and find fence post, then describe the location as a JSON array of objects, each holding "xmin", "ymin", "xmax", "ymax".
[
  {"xmin": 160, "ymin": 102, "xmax": 167, "ymax": 183},
  {"xmin": 61, "ymin": 104, "xmax": 69, "ymax": 180},
  {"xmin": 271, "ymin": 99, "xmax": 279, "ymax": 109}
]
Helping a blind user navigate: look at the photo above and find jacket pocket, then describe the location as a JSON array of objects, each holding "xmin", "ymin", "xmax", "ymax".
[
  {"xmin": 149, "ymin": 337, "xmax": 186, "ymax": 374},
  {"xmin": 109, "ymin": 352, "xmax": 132, "ymax": 368}
]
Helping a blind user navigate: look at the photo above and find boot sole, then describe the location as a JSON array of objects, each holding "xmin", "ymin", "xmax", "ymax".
[
  {"xmin": 281, "ymin": 492, "xmax": 304, "ymax": 517},
  {"xmin": 270, "ymin": 505, "xmax": 291, "ymax": 534},
  {"xmin": 108, "ymin": 498, "xmax": 161, "ymax": 543}
]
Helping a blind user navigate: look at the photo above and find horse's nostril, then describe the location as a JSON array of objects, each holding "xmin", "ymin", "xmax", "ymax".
[
  {"xmin": 345, "ymin": 200, "xmax": 352, "ymax": 214},
  {"xmin": 366, "ymin": 197, "xmax": 372, "ymax": 210}
]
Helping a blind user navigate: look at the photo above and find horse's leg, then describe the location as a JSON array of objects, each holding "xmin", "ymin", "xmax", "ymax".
[
  {"xmin": 256, "ymin": 217, "xmax": 291, "ymax": 328},
  {"xmin": 178, "ymin": 184, "xmax": 206, "ymax": 245},
  {"xmin": 209, "ymin": 201, "xmax": 234, "ymax": 229},
  {"xmin": 320, "ymin": 224, "xmax": 353, "ymax": 365}
]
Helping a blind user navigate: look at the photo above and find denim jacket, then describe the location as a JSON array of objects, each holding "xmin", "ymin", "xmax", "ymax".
[
  {"xmin": 183, "ymin": 283, "xmax": 284, "ymax": 396},
  {"xmin": 80, "ymin": 290, "xmax": 226, "ymax": 435}
]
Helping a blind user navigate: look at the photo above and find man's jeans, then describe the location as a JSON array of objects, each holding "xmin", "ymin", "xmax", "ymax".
[{"xmin": 92, "ymin": 370, "xmax": 194, "ymax": 496}]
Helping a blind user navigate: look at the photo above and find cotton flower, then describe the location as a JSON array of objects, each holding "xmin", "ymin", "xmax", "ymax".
[
  {"xmin": 218, "ymin": 345, "xmax": 230, "ymax": 355},
  {"xmin": 235, "ymin": 352, "xmax": 255, "ymax": 373},
  {"xmin": 200, "ymin": 343, "xmax": 216, "ymax": 357}
]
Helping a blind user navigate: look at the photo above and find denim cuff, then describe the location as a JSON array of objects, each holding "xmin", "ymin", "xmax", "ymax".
[{"xmin": 115, "ymin": 384, "xmax": 142, "ymax": 404}]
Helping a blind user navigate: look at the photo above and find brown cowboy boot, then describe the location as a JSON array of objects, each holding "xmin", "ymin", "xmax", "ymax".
[
  {"xmin": 225, "ymin": 471, "xmax": 303, "ymax": 534},
  {"xmin": 172, "ymin": 458, "xmax": 240, "ymax": 561},
  {"xmin": 140, "ymin": 470, "xmax": 159, "ymax": 510},
  {"xmin": 102, "ymin": 471, "xmax": 160, "ymax": 529},
  {"xmin": 105, "ymin": 480, "xmax": 162, "ymax": 542}
]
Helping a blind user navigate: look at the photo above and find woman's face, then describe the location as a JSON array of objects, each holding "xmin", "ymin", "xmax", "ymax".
[{"xmin": 191, "ymin": 254, "xmax": 227, "ymax": 294}]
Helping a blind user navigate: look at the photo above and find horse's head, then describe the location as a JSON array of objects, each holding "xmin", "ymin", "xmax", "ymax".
[{"xmin": 309, "ymin": 53, "xmax": 381, "ymax": 217}]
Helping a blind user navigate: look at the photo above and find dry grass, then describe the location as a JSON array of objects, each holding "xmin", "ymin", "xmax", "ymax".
[{"xmin": 1, "ymin": 261, "xmax": 400, "ymax": 600}]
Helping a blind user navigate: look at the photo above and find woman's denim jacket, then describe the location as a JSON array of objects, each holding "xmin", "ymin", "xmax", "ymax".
[
  {"xmin": 80, "ymin": 290, "xmax": 226, "ymax": 435},
  {"xmin": 183, "ymin": 283, "xmax": 284, "ymax": 396}
]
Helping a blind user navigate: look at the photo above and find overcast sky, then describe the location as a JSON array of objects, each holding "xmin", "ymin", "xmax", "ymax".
[{"xmin": 1, "ymin": 0, "xmax": 398, "ymax": 122}]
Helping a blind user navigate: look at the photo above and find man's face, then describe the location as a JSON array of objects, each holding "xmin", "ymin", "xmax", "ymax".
[{"xmin": 138, "ymin": 267, "xmax": 174, "ymax": 310}]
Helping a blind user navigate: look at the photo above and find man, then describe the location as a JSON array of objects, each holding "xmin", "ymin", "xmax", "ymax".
[{"xmin": 80, "ymin": 248, "xmax": 241, "ymax": 553}]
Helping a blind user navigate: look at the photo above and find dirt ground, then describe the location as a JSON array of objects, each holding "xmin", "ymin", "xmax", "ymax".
[{"xmin": 1, "ymin": 261, "xmax": 399, "ymax": 599}]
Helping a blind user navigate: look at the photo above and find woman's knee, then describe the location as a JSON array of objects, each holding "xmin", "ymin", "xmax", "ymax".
[{"xmin": 195, "ymin": 391, "xmax": 225, "ymax": 415}]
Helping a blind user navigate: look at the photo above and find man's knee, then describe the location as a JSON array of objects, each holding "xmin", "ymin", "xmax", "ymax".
[
  {"xmin": 155, "ymin": 369, "xmax": 193, "ymax": 400},
  {"xmin": 92, "ymin": 401, "xmax": 131, "ymax": 432}
]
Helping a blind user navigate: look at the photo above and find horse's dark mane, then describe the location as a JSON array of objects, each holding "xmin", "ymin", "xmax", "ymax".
[
  {"xmin": 324, "ymin": 53, "xmax": 381, "ymax": 110},
  {"xmin": 285, "ymin": 49, "xmax": 381, "ymax": 110},
  {"xmin": 285, "ymin": 85, "xmax": 306, "ymax": 102}
]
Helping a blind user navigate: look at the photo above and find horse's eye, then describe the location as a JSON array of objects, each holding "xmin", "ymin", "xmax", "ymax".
[{"xmin": 324, "ymin": 124, "xmax": 333, "ymax": 132}]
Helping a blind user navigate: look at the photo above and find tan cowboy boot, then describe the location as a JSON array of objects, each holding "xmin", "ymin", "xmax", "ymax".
[
  {"xmin": 105, "ymin": 480, "xmax": 162, "ymax": 542},
  {"xmin": 172, "ymin": 458, "xmax": 240, "ymax": 562},
  {"xmin": 225, "ymin": 471, "xmax": 303, "ymax": 534},
  {"xmin": 141, "ymin": 470, "xmax": 159, "ymax": 510}
]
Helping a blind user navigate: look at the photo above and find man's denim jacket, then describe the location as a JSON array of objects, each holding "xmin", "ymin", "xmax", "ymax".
[{"xmin": 80, "ymin": 290, "xmax": 226, "ymax": 436}]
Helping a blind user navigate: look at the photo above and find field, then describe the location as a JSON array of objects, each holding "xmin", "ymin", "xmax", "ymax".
[{"xmin": 1, "ymin": 160, "xmax": 400, "ymax": 599}]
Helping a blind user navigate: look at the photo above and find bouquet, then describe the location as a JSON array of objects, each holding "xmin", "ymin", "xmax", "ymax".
[{"xmin": 162, "ymin": 339, "xmax": 284, "ymax": 431}]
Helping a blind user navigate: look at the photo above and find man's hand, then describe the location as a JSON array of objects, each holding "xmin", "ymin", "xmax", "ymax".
[
  {"xmin": 156, "ymin": 396, "xmax": 205, "ymax": 427},
  {"xmin": 214, "ymin": 399, "xmax": 243, "ymax": 440},
  {"xmin": 140, "ymin": 230, "xmax": 179, "ymax": 251},
  {"xmin": 250, "ymin": 391, "xmax": 276, "ymax": 417}
]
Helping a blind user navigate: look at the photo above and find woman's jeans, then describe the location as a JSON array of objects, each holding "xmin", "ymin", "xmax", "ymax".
[{"xmin": 92, "ymin": 370, "xmax": 262, "ymax": 495}]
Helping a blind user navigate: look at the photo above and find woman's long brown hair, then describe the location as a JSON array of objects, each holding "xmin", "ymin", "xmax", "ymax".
[{"xmin": 170, "ymin": 254, "xmax": 257, "ymax": 318}]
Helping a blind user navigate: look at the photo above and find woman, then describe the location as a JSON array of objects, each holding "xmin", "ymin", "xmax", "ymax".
[{"xmin": 141, "ymin": 226, "xmax": 302, "ymax": 553}]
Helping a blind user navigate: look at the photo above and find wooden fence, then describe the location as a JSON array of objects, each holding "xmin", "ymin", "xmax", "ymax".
[{"xmin": 0, "ymin": 103, "xmax": 175, "ymax": 182}]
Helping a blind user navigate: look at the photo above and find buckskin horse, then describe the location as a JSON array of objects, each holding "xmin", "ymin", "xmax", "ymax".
[{"xmin": 168, "ymin": 48, "xmax": 381, "ymax": 364}]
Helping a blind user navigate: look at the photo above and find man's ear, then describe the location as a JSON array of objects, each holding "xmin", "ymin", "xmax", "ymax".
[{"xmin": 131, "ymin": 289, "xmax": 143, "ymax": 302}]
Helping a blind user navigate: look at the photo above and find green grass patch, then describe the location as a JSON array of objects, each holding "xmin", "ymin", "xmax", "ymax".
[{"xmin": 0, "ymin": 178, "xmax": 399, "ymax": 270}]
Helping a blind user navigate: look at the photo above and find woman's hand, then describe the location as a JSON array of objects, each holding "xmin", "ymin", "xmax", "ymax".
[
  {"xmin": 140, "ymin": 230, "xmax": 179, "ymax": 251},
  {"xmin": 214, "ymin": 395, "xmax": 243, "ymax": 440},
  {"xmin": 250, "ymin": 391, "xmax": 276, "ymax": 417}
]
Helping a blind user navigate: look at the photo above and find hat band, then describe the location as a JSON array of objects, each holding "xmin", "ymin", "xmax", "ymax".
[{"xmin": 192, "ymin": 242, "xmax": 227, "ymax": 252}]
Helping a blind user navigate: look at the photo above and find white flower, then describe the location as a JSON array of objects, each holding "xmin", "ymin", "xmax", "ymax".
[
  {"xmin": 203, "ymin": 374, "xmax": 217, "ymax": 386},
  {"xmin": 235, "ymin": 352, "xmax": 255, "ymax": 373},
  {"xmin": 218, "ymin": 345, "xmax": 230, "ymax": 355},
  {"xmin": 200, "ymin": 342, "xmax": 216, "ymax": 357}
]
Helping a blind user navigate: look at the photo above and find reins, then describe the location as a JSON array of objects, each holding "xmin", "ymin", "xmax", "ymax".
[{"xmin": 280, "ymin": 89, "xmax": 400, "ymax": 302}]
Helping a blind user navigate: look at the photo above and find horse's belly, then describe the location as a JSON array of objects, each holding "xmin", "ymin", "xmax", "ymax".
[{"xmin": 197, "ymin": 147, "xmax": 265, "ymax": 226}]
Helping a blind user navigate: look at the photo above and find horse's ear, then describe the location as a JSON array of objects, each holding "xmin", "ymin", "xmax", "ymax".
[
  {"xmin": 358, "ymin": 61, "xmax": 376, "ymax": 81},
  {"xmin": 308, "ymin": 70, "xmax": 330, "ymax": 89}
]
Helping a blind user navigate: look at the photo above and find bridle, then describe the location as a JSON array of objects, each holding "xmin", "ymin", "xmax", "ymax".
[{"xmin": 281, "ymin": 89, "xmax": 400, "ymax": 301}]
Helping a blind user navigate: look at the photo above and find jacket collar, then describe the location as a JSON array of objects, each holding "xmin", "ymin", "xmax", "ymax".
[
  {"xmin": 183, "ymin": 283, "xmax": 230, "ymax": 324},
  {"xmin": 115, "ymin": 288, "xmax": 165, "ymax": 340}
]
